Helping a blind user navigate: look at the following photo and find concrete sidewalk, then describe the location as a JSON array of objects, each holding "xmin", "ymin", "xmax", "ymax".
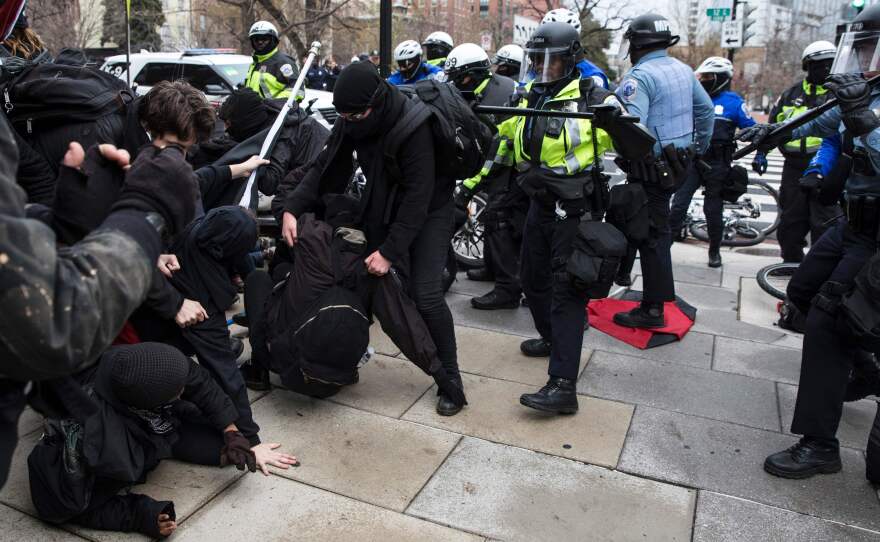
[{"xmin": 4, "ymin": 241, "xmax": 879, "ymax": 541}]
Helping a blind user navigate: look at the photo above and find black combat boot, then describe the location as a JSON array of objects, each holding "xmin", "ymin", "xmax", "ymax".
[
  {"xmin": 471, "ymin": 290, "xmax": 520, "ymax": 310},
  {"xmin": 615, "ymin": 272, "xmax": 633, "ymax": 287},
  {"xmin": 240, "ymin": 361, "xmax": 271, "ymax": 391},
  {"xmin": 466, "ymin": 267, "xmax": 495, "ymax": 282},
  {"xmin": 520, "ymin": 338, "xmax": 552, "ymax": 357},
  {"xmin": 708, "ymin": 247, "xmax": 722, "ymax": 268},
  {"xmin": 437, "ymin": 375, "xmax": 465, "ymax": 416},
  {"xmin": 613, "ymin": 303, "xmax": 665, "ymax": 328},
  {"xmin": 519, "ymin": 377, "xmax": 578, "ymax": 414},
  {"xmin": 763, "ymin": 437, "xmax": 842, "ymax": 479}
]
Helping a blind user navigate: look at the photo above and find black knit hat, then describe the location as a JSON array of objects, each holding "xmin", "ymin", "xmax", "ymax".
[
  {"xmin": 333, "ymin": 61, "xmax": 384, "ymax": 113},
  {"xmin": 107, "ymin": 343, "xmax": 190, "ymax": 410}
]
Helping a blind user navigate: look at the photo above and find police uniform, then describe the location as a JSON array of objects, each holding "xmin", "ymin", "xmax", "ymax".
[
  {"xmin": 245, "ymin": 47, "xmax": 299, "ymax": 99},
  {"xmin": 669, "ymin": 90, "xmax": 755, "ymax": 250},
  {"xmin": 576, "ymin": 58, "xmax": 609, "ymax": 89},
  {"xmin": 387, "ymin": 62, "xmax": 442, "ymax": 85},
  {"xmin": 770, "ymin": 79, "xmax": 841, "ymax": 262},
  {"xmin": 616, "ymin": 49, "xmax": 714, "ymax": 306}
]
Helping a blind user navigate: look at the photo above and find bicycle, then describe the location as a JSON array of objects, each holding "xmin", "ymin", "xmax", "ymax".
[
  {"xmin": 688, "ymin": 179, "xmax": 781, "ymax": 247},
  {"xmin": 450, "ymin": 191, "xmax": 488, "ymax": 269},
  {"xmin": 756, "ymin": 262, "xmax": 800, "ymax": 300}
]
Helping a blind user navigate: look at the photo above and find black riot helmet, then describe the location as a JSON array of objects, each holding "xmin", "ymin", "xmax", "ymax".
[
  {"xmin": 832, "ymin": 4, "xmax": 880, "ymax": 75},
  {"xmin": 521, "ymin": 21, "xmax": 581, "ymax": 86},
  {"xmin": 622, "ymin": 13, "xmax": 679, "ymax": 53}
]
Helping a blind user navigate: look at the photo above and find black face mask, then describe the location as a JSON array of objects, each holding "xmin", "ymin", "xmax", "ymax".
[
  {"xmin": 700, "ymin": 79, "xmax": 715, "ymax": 96},
  {"xmin": 806, "ymin": 60, "xmax": 832, "ymax": 85},
  {"xmin": 251, "ymin": 36, "xmax": 276, "ymax": 56},
  {"xmin": 495, "ymin": 64, "xmax": 518, "ymax": 78},
  {"xmin": 343, "ymin": 112, "xmax": 384, "ymax": 140}
]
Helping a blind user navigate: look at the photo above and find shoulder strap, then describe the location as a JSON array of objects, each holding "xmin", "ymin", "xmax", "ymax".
[{"xmin": 383, "ymin": 100, "xmax": 433, "ymax": 179}]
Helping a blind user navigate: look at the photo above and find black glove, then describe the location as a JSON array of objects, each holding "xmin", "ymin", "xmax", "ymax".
[
  {"xmin": 824, "ymin": 73, "xmax": 880, "ymax": 136},
  {"xmin": 111, "ymin": 144, "xmax": 199, "ymax": 236},
  {"xmin": 453, "ymin": 184, "xmax": 475, "ymax": 211},
  {"xmin": 590, "ymin": 103, "xmax": 623, "ymax": 130},
  {"xmin": 799, "ymin": 171, "xmax": 823, "ymax": 194},
  {"xmin": 220, "ymin": 430, "xmax": 257, "ymax": 472},
  {"xmin": 736, "ymin": 123, "xmax": 782, "ymax": 152}
]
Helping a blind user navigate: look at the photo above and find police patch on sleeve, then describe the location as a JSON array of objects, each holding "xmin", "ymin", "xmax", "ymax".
[
  {"xmin": 280, "ymin": 64, "xmax": 294, "ymax": 78},
  {"xmin": 620, "ymin": 78, "xmax": 638, "ymax": 102},
  {"xmin": 591, "ymin": 75, "xmax": 606, "ymax": 88}
]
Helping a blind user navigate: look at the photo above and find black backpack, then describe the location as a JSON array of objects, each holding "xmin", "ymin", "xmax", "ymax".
[
  {"xmin": 566, "ymin": 221, "xmax": 629, "ymax": 299},
  {"xmin": 2, "ymin": 63, "xmax": 135, "ymax": 136},
  {"xmin": 386, "ymin": 79, "xmax": 493, "ymax": 180},
  {"xmin": 721, "ymin": 164, "xmax": 749, "ymax": 203}
]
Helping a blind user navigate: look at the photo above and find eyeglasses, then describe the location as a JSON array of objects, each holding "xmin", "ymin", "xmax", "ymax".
[{"xmin": 339, "ymin": 108, "xmax": 372, "ymax": 122}]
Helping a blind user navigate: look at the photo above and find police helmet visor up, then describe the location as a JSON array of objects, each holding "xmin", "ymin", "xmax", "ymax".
[
  {"xmin": 832, "ymin": 31, "xmax": 880, "ymax": 75},
  {"xmin": 521, "ymin": 46, "xmax": 575, "ymax": 84}
]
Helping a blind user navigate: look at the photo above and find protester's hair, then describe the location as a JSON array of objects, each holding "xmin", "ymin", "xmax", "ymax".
[
  {"xmin": 139, "ymin": 80, "xmax": 215, "ymax": 143},
  {"xmin": 3, "ymin": 27, "xmax": 45, "ymax": 59}
]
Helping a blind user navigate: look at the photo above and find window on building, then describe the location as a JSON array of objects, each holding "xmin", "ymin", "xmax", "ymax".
[
  {"xmin": 133, "ymin": 63, "xmax": 179, "ymax": 86},
  {"xmin": 479, "ymin": 0, "xmax": 488, "ymax": 16}
]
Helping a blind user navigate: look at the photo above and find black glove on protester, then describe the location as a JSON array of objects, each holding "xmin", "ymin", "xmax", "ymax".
[
  {"xmin": 824, "ymin": 73, "xmax": 880, "ymax": 136},
  {"xmin": 220, "ymin": 430, "xmax": 257, "ymax": 472},
  {"xmin": 736, "ymin": 123, "xmax": 782, "ymax": 152},
  {"xmin": 112, "ymin": 144, "xmax": 199, "ymax": 236},
  {"xmin": 799, "ymin": 171, "xmax": 823, "ymax": 194},
  {"xmin": 453, "ymin": 184, "xmax": 475, "ymax": 211}
]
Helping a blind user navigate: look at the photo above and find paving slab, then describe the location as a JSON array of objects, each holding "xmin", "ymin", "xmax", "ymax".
[
  {"xmin": 0, "ymin": 503, "xmax": 86, "ymax": 542},
  {"xmin": 408, "ymin": 437, "xmax": 695, "ymax": 542},
  {"xmin": 693, "ymin": 491, "xmax": 880, "ymax": 542},
  {"xmin": 402, "ymin": 373, "xmax": 633, "ymax": 468},
  {"xmin": 619, "ymin": 406, "xmax": 880, "ymax": 532},
  {"xmin": 690, "ymin": 307, "xmax": 788, "ymax": 343},
  {"xmin": 250, "ymin": 389, "xmax": 460, "ymax": 511},
  {"xmin": 713, "ymin": 335, "xmax": 802, "ymax": 384},
  {"xmin": 579, "ymin": 350, "xmax": 780, "ymax": 431},
  {"xmin": 455, "ymin": 325, "xmax": 590, "ymax": 386},
  {"xmin": 326, "ymin": 354, "xmax": 433, "ymax": 418},
  {"xmin": 369, "ymin": 324, "xmax": 401, "ymax": 357},
  {"xmin": 631, "ymin": 277, "xmax": 738, "ymax": 311},
  {"xmin": 738, "ymin": 276, "xmax": 788, "ymax": 333},
  {"xmin": 778, "ymin": 383, "xmax": 877, "ymax": 450},
  {"xmin": 174, "ymin": 474, "xmax": 481, "ymax": 542},
  {"xmin": 583, "ymin": 326, "xmax": 714, "ymax": 369},
  {"xmin": 672, "ymin": 262, "xmax": 722, "ymax": 287},
  {"xmin": 446, "ymin": 293, "xmax": 539, "ymax": 338},
  {"xmin": 721, "ymin": 258, "xmax": 782, "ymax": 290}
]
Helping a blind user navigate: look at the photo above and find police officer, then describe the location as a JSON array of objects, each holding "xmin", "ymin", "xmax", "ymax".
[
  {"xmin": 244, "ymin": 21, "xmax": 299, "ymax": 99},
  {"xmin": 492, "ymin": 44, "xmax": 524, "ymax": 79},
  {"xmin": 490, "ymin": 22, "xmax": 651, "ymax": 413},
  {"xmin": 541, "ymin": 8, "xmax": 609, "ymax": 89},
  {"xmin": 669, "ymin": 57, "xmax": 756, "ymax": 268},
  {"xmin": 739, "ymin": 4, "xmax": 880, "ymax": 478},
  {"xmin": 612, "ymin": 13, "xmax": 714, "ymax": 329},
  {"xmin": 762, "ymin": 41, "xmax": 840, "ymax": 263},
  {"xmin": 423, "ymin": 31, "xmax": 454, "ymax": 69},
  {"xmin": 445, "ymin": 43, "xmax": 522, "ymax": 310},
  {"xmin": 387, "ymin": 39, "xmax": 442, "ymax": 85}
]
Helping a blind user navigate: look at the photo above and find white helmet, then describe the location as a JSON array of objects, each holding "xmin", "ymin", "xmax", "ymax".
[
  {"xmin": 445, "ymin": 43, "xmax": 490, "ymax": 81},
  {"xmin": 394, "ymin": 40, "xmax": 422, "ymax": 62},
  {"xmin": 695, "ymin": 56, "xmax": 734, "ymax": 76},
  {"xmin": 423, "ymin": 31, "xmax": 454, "ymax": 48},
  {"xmin": 248, "ymin": 20, "xmax": 279, "ymax": 38},
  {"xmin": 801, "ymin": 40, "xmax": 836, "ymax": 69},
  {"xmin": 542, "ymin": 8, "xmax": 582, "ymax": 35},
  {"xmin": 493, "ymin": 44, "xmax": 524, "ymax": 67}
]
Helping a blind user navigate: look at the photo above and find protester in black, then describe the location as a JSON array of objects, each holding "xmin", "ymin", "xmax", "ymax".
[{"xmin": 280, "ymin": 62, "xmax": 465, "ymax": 415}]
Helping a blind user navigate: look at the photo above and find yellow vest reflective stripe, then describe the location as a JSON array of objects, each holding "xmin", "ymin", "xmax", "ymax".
[
  {"xmin": 777, "ymin": 80, "xmax": 827, "ymax": 153},
  {"xmin": 245, "ymin": 48, "xmax": 292, "ymax": 99}
]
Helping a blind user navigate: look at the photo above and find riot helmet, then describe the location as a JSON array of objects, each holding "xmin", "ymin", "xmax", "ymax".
[
  {"xmin": 493, "ymin": 44, "xmax": 524, "ymax": 77},
  {"xmin": 695, "ymin": 56, "xmax": 733, "ymax": 96},
  {"xmin": 249, "ymin": 21, "xmax": 279, "ymax": 55},
  {"xmin": 394, "ymin": 39, "xmax": 422, "ymax": 80},
  {"xmin": 422, "ymin": 31, "xmax": 454, "ymax": 61},
  {"xmin": 831, "ymin": 4, "xmax": 880, "ymax": 75},
  {"xmin": 621, "ymin": 14, "xmax": 679, "ymax": 58},
  {"xmin": 445, "ymin": 43, "xmax": 491, "ymax": 98},
  {"xmin": 802, "ymin": 40, "xmax": 836, "ymax": 84},
  {"xmin": 521, "ymin": 22, "xmax": 581, "ymax": 86}
]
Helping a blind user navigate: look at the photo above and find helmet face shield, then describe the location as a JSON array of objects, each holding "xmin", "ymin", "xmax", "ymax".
[
  {"xmin": 521, "ymin": 46, "xmax": 575, "ymax": 85},
  {"xmin": 832, "ymin": 31, "xmax": 880, "ymax": 75}
]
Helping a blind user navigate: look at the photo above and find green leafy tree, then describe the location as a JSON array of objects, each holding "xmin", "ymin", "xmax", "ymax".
[{"xmin": 102, "ymin": 0, "xmax": 166, "ymax": 51}]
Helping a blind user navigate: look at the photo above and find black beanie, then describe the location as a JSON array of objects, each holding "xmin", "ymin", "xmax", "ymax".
[
  {"xmin": 333, "ymin": 61, "xmax": 384, "ymax": 113},
  {"xmin": 108, "ymin": 343, "xmax": 190, "ymax": 410},
  {"xmin": 219, "ymin": 88, "xmax": 270, "ymax": 141}
]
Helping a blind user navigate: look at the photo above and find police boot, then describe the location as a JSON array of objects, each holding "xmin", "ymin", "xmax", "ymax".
[
  {"xmin": 240, "ymin": 361, "xmax": 271, "ymax": 392},
  {"xmin": 613, "ymin": 303, "xmax": 666, "ymax": 329},
  {"xmin": 615, "ymin": 272, "xmax": 633, "ymax": 287},
  {"xmin": 708, "ymin": 246, "xmax": 722, "ymax": 268},
  {"xmin": 471, "ymin": 290, "xmax": 520, "ymax": 310},
  {"xmin": 519, "ymin": 377, "xmax": 578, "ymax": 414},
  {"xmin": 520, "ymin": 338, "xmax": 552, "ymax": 357},
  {"xmin": 437, "ymin": 375, "xmax": 465, "ymax": 416},
  {"xmin": 466, "ymin": 267, "xmax": 495, "ymax": 282},
  {"xmin": 764, "ymin": 437, "xmax": 842, "ymax": 479}
]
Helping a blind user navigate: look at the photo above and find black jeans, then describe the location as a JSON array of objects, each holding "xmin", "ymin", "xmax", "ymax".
[
  {"xmin": 669, "ymin": 166, "xmax": 724, "ymax": 250},
  {"xmin": 788, "ymin": 218, "xmax": 876, "ymax": 440},
  {"xmin": 520, "ymin": 200, "xmax": 587, "ymax": 380},
  {"xmin": 630, "ymin": 181, "xmax": 675, "ymax": 304},
  {"xmin": 778, "ymin": 156, "xmax": 841, "ymax": 263}
]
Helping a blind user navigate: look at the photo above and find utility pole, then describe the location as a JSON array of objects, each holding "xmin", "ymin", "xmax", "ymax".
[
  {"xmin": 379, "ymin": 0, "xmax": 392, "ymax": 78},
  {"xmin": 728, "ymin": 0, "xmax": 738, "ymax": 62}
]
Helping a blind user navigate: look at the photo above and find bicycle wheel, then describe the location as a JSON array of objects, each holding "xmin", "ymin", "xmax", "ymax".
[
  {"xmin": 749, "ymin": 180, "xmax": 781, "ymax": 238},
  {"xmin": 756, "ymin": 262, "xmax": 799, "ymax": 300},
  {"xmin": 451, "ymin": 194, "xmax": 487, "ymax": 269}
]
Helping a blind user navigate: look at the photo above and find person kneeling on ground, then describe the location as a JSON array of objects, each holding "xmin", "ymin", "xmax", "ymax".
[{"xmin": 28, "ymin": 343, "xmax": 289, "ymax": 538}]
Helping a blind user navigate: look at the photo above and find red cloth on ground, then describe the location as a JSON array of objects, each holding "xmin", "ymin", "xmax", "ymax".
[{"xmin": 587, "ymin": 297, "xmax": 695, "ymax": 349}]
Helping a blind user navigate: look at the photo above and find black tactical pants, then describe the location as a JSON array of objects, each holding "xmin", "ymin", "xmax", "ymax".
[
  {"xmin": 480, "ymin": 180, "xmax": 529, "ymax": 299},
  {"xmin": 778, "ymin": 156, "xmax": 841, "ymax": 263},
  {"xmin": 788, "ymin": 218, "xmax": 876, "ymax": 440},
  {"xmin": 631, "ymin": 181, "xmax": 676, "ymax": 304},
  {"xmin": 521, "ymin": 200, "xmax": 587, "ymax": 380},
  {"xmin": 669, "ymin": 165, "xmax": 725, "ymax": 250}
]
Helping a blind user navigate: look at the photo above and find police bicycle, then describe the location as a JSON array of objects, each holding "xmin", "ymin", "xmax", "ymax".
[
  {"xmin": 450, "ymin": 188, "xmax": 488, "ymax": 269},
  {"xmin": 687, "ymin": 179, "xmax": 781, "ymax": 247},
  {"xmin": 756, "ymin": 262, "xmax": 800, "ymax": 300}
]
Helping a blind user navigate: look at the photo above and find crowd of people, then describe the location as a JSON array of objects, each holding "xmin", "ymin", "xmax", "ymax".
[{"xmin": 2, "ymin": 0, "xmax": 880, "ymax": 537}]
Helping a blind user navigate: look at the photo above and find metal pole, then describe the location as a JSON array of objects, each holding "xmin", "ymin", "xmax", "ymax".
[
  {"xmin": 727, "ymin": 0, "xmax": 738, "ymax": 62},
  {"xmin": 379, "ymin": 0, "xmax": 392, "ymax": 78},
  {"xmin": 125, "ymin": 0, "xmax": 132, "ymax": 87}
]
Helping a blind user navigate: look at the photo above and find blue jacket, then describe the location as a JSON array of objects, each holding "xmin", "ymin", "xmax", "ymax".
[
  {"xmin": 616, "ymin": 49, "xmax": 714, "ymax": 156},
  {"xmin": 387, "ymin": 62, "xmax": 442, "ymax": 85},
  {"xmin": 805, "ymin": 134, "xmax": 841, "ymax": 177},
  {"xmin": 576, "ymin": 59, "xmax": 609, "ymax": 89}
]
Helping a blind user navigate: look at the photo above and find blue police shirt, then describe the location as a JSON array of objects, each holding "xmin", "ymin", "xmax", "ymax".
[
  {"xmin": 712, "ymin": 90, "xmax": 756, "ymax": 128},
  {"xmin": 616, "ymin": 50, "xmax": 714, "ymax": 156},
  {"xmin": 576, "ymin": 59, "xmax": 609, "ymax": 89},
  {"xmin": 387, "ymin": 62, "xmax": 442, "ymax": 85},
  {"xmin": 805, "ymin": 134, "xmax": 841, "ymax": 177}
]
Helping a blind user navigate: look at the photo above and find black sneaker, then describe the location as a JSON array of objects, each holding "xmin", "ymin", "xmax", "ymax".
[
  {"xmin": 764, "ymin": 438, "xmax": 842, "ymax": 479},
  {"xmin": 613, "ymin": 306, "xmax": 665, "ymax": 328},
  {"xmin": 708, "ymin": 250, "xmax": 722, "ymax": 268},
  {"xmin": 615, "ymin": 273, "xmax": 633, "ymax": 287},
  {"xmin": 519, "ymin": 377, "xmax": 578, "ymax": 414},
  {"xmin": 240, "ymin": 361, "xmax": 271, "ymax": 391},
  {"xmin": 466, "ymin": 267, "xmax": 494, "ymax": 282},
  {"xmin": 520, "ymin": 338, "xmax": 551, "ymax": 357},
  {"xmin": 471, "ymin": 291, "xmax": 520, "ymax": 310}
]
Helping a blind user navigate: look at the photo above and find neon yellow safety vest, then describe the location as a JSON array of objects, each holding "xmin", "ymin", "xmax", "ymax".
[
  {"xmin": 245, "ymin": 48, "xmax": 297, "ymax": 99},
  {"xmin": 776, "ymin": 79, "xmax": 828, "ymax": 154}
]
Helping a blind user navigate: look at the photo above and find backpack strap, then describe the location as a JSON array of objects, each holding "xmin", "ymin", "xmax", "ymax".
[{"xmin": 383, "ymin": 100, "xmax": 433, "ymax": 181}]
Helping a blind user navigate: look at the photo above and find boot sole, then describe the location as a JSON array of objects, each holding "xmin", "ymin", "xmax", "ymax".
[
  {"xmin": 612, "ymin": 318, "xmax": 666, "ymax": 329},
  {"xmin": 520, "ymin": 350, "xmax": 551, "ymax": 358},
  {"xmin": 471, "ymin": 301, "xmax": 521, "ymax": 310},
  {"xmin": 763, "ymin": 459, "xmax": 842, "ymax": 479},
  {"xmin": 519, "ymin": 396, "xmax": 578, "ymax": 414},
  {"xmin": 244, "ymin": 381, "xmax": 272, "ymax": 392}
]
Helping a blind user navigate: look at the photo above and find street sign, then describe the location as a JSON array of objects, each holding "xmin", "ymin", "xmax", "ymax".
[
  {"xmin": 706, "ymin": 7, "xmax": 731, "ymax": 19},
  {"xmin": 721, "ymin": 19, "xmax": 743, "ymax": 48},
  {"xmin": 480, "ymin": 33, "xmax": 492, "ymax": 51}
]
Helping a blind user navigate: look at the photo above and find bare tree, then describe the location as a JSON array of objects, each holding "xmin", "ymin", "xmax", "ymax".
[{"xmin": 28, "ymin": 0, "xmax": 105, "ymax": 52}]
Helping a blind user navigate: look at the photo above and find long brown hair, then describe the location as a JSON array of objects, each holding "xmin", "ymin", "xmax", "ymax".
[{"xmin": 3, "ymin": 27, "xmax": 45, "ymax": 59}]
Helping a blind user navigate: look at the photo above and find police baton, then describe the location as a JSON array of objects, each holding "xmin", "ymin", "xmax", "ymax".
[
  {"xmin": 238, "ymin": 41, "xmax": 322, "ymax": 208},
  {"xmin": 733, "ymin": 72, "xmax": 880, "ymax": 161},
  {"xmin": 474, "ymin": 104, "xmax": 641, "ymax": 123}
]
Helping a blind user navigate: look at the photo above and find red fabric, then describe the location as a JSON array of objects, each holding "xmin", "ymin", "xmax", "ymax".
[
  {"xmin": 0, "ymin": 1, "xmax": 25, "ymax": 40},
  {"xmin": 587, "ymin": 298, "xmax": 695, "ymax": 349},
  {"xmin": 112, "ymin": 321, "xmax": 141, "ymax": 345}
]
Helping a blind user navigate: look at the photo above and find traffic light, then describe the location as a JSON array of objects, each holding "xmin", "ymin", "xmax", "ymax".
[
  {"xmin": 742, "ymin": 1, "xmax": 758, "ymax": 45},
  {"xmin": 853, "ymin": 0, "xmax": 866, "ymax": 13}
]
